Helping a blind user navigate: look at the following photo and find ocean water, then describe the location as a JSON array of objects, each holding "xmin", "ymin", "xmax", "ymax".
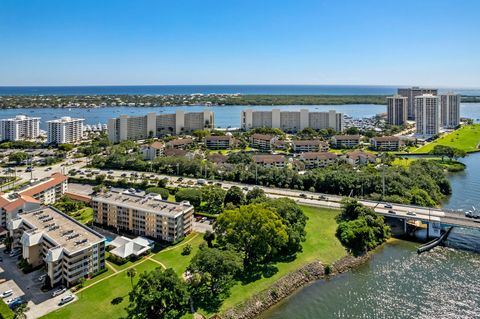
[{"xmin": 0, "ymin": 85, "xmax": 480, "ymax": 96}]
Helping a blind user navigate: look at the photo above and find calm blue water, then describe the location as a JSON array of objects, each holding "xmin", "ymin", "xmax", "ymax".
[{"xmin": 1, "ymin": 85, "xmax": 480, "ymax": 96}]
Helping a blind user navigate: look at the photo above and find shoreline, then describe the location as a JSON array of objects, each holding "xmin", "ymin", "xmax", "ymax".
[{"xmin": 214, "ymin": 253, "xmax": 371, "ymax": 319}]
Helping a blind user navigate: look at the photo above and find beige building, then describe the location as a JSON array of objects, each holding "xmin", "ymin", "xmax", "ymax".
[
  {"xmin": 108, "ymin": 110, "xmax": 214, "ymax": 143},
  {"xmin": 241, "ymin": 109, "xmax": 344, "ymax": 132},
  {"xmin": 252, "ymin": 155, "xmax": 287, "ymax": 168},
  {"xmin": 47, "ymin": 117, "xmax": 84, "ymax": 144},
  {"xmin": 292, "ymin": 140, "xmax": 329, "ymax": 153},
  {"xmin": 440, "ymin": 93, "xmax": 461, "ymax": 128},
  {"xmin": 0, "ymin": 173, "xmax": 68, "ymax": 227},
  {"xmin": 9, "ymin": 206, "xmax": 105, "ymax": 287},
  {"xmin": 415, "ymin": 94, "xmax": 440, "ymax": 137},
  {"xmin": 299, "ymin": 152, "xmax": 337, "ymax": 169},
  {"xmin": 331, "ymin": 135, "xmax": 361, "ymax": 149},
  {"xmin": 0, "ymin": 115, "xmax": 41, "ymax": 141},
  {"xmin": 387, "ymin": 95, "xmax": 408, "ymax": 125},
  {"xmin": 249, "ymin": 134, "xmax": 278, "ymax": 150},
  {"xmin": 398, "ymin": 87, "xmax": 438, "ymax": 120},
  {"xmin": 342, "ymin": 151, "xmax": 376, "ymax": 166},
  {"xmin": 205, "ymin": 136, "xmax": 233, "ymax": 150},
  {"xmin": 141, "ymin": 141, "xmax": 165, "ymax": 160},
  {"xmin": 92, "ymin": 191, "xmax": 194, "ymax": 242},
  {"xmin": 371, "ymin": 136, "xmax": 404, "ymax": 151}
]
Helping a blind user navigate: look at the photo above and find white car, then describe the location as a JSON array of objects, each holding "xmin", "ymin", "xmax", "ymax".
[
  {"xmin": 59, "ymin": 294, "xmax": 74, "ymax": 305},
  {"xmin": 0, "ymin": 290, "xmax": 13, "ymax": 298},
  {"xmin": 52, "ymin": 287, "xmax": 67, "ymax": 297}
]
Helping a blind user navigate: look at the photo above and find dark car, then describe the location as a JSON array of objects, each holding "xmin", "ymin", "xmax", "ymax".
[{"xmin": 388, "ymin": 210, "xmax": 396, "ymax": 215}]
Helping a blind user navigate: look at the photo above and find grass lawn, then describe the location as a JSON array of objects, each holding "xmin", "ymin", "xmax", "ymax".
[
  {"xmin": 208, "ymin": 206, "xmax": 346, "ymax": 315},
  {"xmin": 69, "ymin": 207, "xmax": 93, "ymax": 224},
  {"xmin": 42, "ymin": 207, "xmax": 345, "ymax": 319},
  {"xmin": 414, "ymin": 124, "xmax": 480, "ymax": 153},
  {"xmin": 392, "ymin": 157, "xmax": 465, "ymax": 171},
  {"xmin": 42, "ymin": 234, "xmax": 204, "ymax": 319}
]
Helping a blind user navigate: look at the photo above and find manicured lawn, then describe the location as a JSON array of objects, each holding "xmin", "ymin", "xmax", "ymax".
[
  {"xmin": 209, "ymin": 206, "xmax": 346, "ymax": 315},
  {"xmin": 42, "ymin": 234, "xmax": 204, "ymax": 319},
  {"xmin": 392, "ymin": 157, "xmax": 465, "ymax": 171},
  {"xmin": 70, "ymin": 207, "xmax": 93, "ymax": 224},
  {"xmin": 42, "ymin": 207, "xmax": 345, "ymax": 319},
  {"xmin": 414, "ymin": 124, "xmax": 480, "ymax": 153}
]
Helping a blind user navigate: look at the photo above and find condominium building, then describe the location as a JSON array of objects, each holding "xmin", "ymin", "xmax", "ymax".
[
  {"xmin": 398, "ymin": 87, "xmax": 438, "ymax": 120},
  {"xmin": 92, "ymin": 191, "xmax": 194, "ymax": 242},
  {"xmin": 47, "ymin": 117, "xmax": 84, "ymax": 144},
  {"xmin": 370, "ymin": 136, "xmax": 404, "ymax": 151},
  {"xmin": 440, "ymin": 93, "xmax": 461, "ymax": 128},
  {"xmin": 0, "ymin": 173, "xmax": 68, "ymax": 227},
  {"xmin": 166, "ymin": 138, "xmax": 194, "ymax": 149},
  {"xmin": 141, "ymin": 141, "xmax": 165, "ymax": 160},
  {"xmin": 331, "ymin": 135, "xmax": 361, "ymax": 149},
  {"xmin": 0, "ymin": 115, "xmax": 40, "ymax": 141},
  {"xmin": 249, "ymin": 134, "xmax": 278, "ymax": 150},
  {"xmin": 386, "ymin": 95, "xmax": 408, "ymax": 125},
  {"xmin": 342, "ymin": 151, "xmax": 377, "ymax": 166},
  {"xmin": 205, "ymin": 135, "xmax": 233, "ymax": 150},
  {"xmin": 292, "ymin": 140, "xmax": 329, "ymax": 153},
  {"xmin": 107, "ymin": 110, "xmax": 214, "ymax": 143},
  {"xmin": 415, "ymin": 94, "xmax": 441, "ymax": 137},
  {"xmin": 9, "ymin": 206, "xmax": 105, "ymax": 288},
  {"xmin": 299, "ymin": 152, "xmax": 337, "ymax": 169},
  {"xmin": 241, "ymin": 109, "xmax": 344, "ymax": 132},
  {"xmin": 252, "ymin": 155, "xmax": 287, "ymax": 168}
]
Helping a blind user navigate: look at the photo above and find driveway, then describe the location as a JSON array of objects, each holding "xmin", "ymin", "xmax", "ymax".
[{"xmin": 0, "ymin": 246, "xmax": 76, "ymax": 319}]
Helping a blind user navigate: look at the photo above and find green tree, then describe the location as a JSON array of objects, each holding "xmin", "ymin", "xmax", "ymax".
[
  {"xmin": 127, "ymin": 268, "xmax": 137, "ymax": 290},
  {"xmin": 192, "ymin": 129, "xmax": 210, "ymax": 140},
  {"xmin": 145, "ymin": 187, "xmax": 170, "ymax": 200},
  {"xmin": 9, "ymin": 151, "xmax": 29, "ymax": 164},
  {"xmin": 58, "ymin": 143, "xmax": 74, "ymax": 152},
  {"xmin": 124, "ymin": 268, "xmax": 189, "ymax": 319},
  {"xmin": 175, "ymin": 188, "xmax": 202, "ymax": 208},
  {"xmin": 13, "ymin": 302, "xmax": 29, "ymax": 319},
  {"xmin": 245, "ymin": 187, "xmax": 266, "ymax": 203},
  {"xmin": 214, "ymin": 204, "xmax": 288, "ymax": 265},
  {"xmin": 203, "ymin": 230, "xmax": 215, "ymax": 248},
  {"xmin": 201, "ymin": 186, "xmax": 226, "ymax": 214},
  {"xmin": 188, "ymin": 245, "xmax": 243, "ymax": 296},
  {"xmin": 224, "ymin": 186, "xmax": 245, "ymax": 207}
]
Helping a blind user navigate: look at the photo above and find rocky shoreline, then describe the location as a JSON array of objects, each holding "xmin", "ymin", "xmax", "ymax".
[{"xmin": 213, "ymin": 254, "xmax": 370, "ymax": 319}]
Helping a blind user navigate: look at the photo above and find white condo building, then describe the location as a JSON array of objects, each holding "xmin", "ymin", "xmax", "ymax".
[
  {"xmin": 241, "ymin": 109, "xmax": 344, "ymax": 132},
  {"xmin": 107, "ymin": 110, "xmax": 214, "ymax": 143},
  {"xmin": 440, "ymin": 93, "xmax": 461, "ymax": 128},
  {"xmin": 0, "ymin": 115, "xmax": 40, "ymax": 141},
  {"xmin": 386, "ymin": 95, "xmax": 408, "ymax": 125},
  {"xmin": 415, "ymin": 94, "xmax": 440, "ymax": 137},
  {"xmin": 47, "ymin": 117, "xmax": 84, "ymax": 144}
]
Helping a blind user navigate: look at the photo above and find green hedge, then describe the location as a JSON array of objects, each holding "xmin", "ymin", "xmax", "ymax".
[{"xmin": 0, "ymin": 299, "xmax": 14, "ymax": 319}]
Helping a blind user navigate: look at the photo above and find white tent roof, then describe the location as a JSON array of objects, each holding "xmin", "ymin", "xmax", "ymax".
[{"xmin": 109, "ymin": 236, "xmax": 152, "ymax": 259}]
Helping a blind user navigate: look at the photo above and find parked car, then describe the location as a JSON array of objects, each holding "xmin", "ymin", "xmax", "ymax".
[
  {"xmin": 9, "ymin": 249, "xmax": 21, "ymax": 257},
  {"xmin": 38, "ymin": 274, "xmax": 47, "ymax": 282},
  {"xmin": 52, "ymin": 287, "xmax": 67, "ymax": 297},
  {"xmin": 45, "ymin": 167, "xmax": 52, "ymax": 171},
  {"xmin": 299, "ymin": 193, "xmax": 307, "ymax": 198},
  {"xmin": 384, "ymin": 203, "xmax": 393, "ymax": 209},
  {"xmin": 407, "ymin": 211, "xmax": 417, "ymax": 216},
  {"xmin": 59, "ymin": 295, "xmax": 75, "ymax": 305},
  {"xmin": 8, "ymin": 298, "xmax": 24, "ymax": 310},
  {"xmin": 1, "ymin": 290, "xmax": 13, "ymax": 298}
]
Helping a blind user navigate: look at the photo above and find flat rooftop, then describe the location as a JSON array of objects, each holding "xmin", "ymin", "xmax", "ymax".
[
  {"xmin": 20, "ymin": 206, "xmax": 104, "ymax": 253},
  {"xmin": 93, "ymin": 190, "xmax": 193, "ymax": 218}
]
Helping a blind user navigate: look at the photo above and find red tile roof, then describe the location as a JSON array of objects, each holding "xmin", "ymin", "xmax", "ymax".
[{"xmin": 20, "ymin": 173, "xmax": 67, "ymax": 197}]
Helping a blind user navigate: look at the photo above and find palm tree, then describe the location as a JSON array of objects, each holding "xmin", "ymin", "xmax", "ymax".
[
  {"xmin": 126, "ymin": 268, "xmax": 137, "ymax": 290},
  {"xmin": 13, "ymin": 303, "xmax": 29, "ymax": 319}
]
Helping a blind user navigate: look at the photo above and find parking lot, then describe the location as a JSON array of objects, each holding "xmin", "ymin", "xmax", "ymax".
[{"xmin": 0, "ymin": 246, "xmax": 76, "ymax": 318}]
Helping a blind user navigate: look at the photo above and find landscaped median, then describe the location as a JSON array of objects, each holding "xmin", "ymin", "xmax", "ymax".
[{"xmin": 40, "ymin": 206, "xmax": 346, "ymax": 319}]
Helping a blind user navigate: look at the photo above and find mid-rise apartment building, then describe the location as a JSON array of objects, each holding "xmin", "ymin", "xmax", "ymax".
[
  {"xmin": 0, "ymin": 173, "xmax": 68, "ymax": 227},
  {"xmin": 292, "ymin": 140, "xmax": 329, "ymax": 153},
  {"xmin": 415, "ymin": 94, "xmax": 441, "ymax": 137},
  {"xmin": 0, "ymin": 115, "xmax": 40, "ymax": 141},
  {"xmin": 205, "ymin": 136, "xmax": 233, "ymax": 150},
  {"xmin": 107, "ymin": 111, "xmax": 214, "ymax": 143},
  {"xmin": 371, "ymin": 136, "xmax": 404, "ymax": 151},
  {"xmin": 398, "ymin": 87, "xmax": 438, "ymax": 120},
  {"xmin": 141, "ymin": 141, "xmax": 165, "ymax": 160},
  {"xmin": 299, "ymin": 152, "xmax": 337, "ymax": 169},
  {"xmin": 440, "ymin": 93, "xmax": 461, "ymax": 128},
  {"xmin": 331, "ymin": 135, "xmax": 361, "ymax": 149},
  {"xmin": 241, "ymin": 109, "xmax": 344, "ymax": 132},
  {"xmin": 249, "ymin": 134, "xmax": 278, "ymax": 150},
  {"xmin": 92, "ymin": 191, "xmax": 194, "ymax": 242},
  {"xmin": 252, "ymin": 155, "xmax": 287, "ymax": 168},
  {"xmin": 386, "ymin": 95, "xmax": 408, "ymax": 125},
  {"xmin": 9, "ymin": 206, "xmax": 105, "ymax": 287},
  {"xmin": 47, "ymin": 117, "xmax": 84, "ymax": 144}
]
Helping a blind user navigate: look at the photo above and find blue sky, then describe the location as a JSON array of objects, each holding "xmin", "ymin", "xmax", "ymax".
[{"xmin": 0, "ymin": 0, "xmax": 479, "ymax": 87}]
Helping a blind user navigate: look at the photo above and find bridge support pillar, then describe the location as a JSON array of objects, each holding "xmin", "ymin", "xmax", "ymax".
[{"xmin": 403, "ymin": 219, "xmax": 407, "ymax": 234}]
